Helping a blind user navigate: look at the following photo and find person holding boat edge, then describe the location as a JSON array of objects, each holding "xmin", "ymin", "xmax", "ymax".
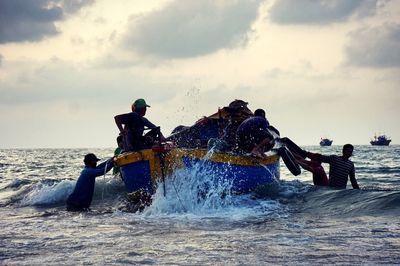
[
  {"xmin": 292, "ymin": 152, "xmax": 329, "ymax": 186},
  {"xmin": 307, "ymin": 144, "xmax": 360, "ymax": 189},
  {"xmin": 66, "ymin": 153, "xmax": 114, "ymax": 212}
]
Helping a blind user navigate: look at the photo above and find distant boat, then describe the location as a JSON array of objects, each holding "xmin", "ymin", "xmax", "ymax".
[
  {"xmin": 370, "ymin": 134, "xmax": 391, "ymax": 146},
  {"xmin": 320, "ymin": 138, "xmax": 333, "ymax": 146}
]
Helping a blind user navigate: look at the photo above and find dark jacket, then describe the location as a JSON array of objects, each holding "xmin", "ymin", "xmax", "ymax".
[
  {"xmin": 115, "ymin": 111, "xmax": 157, "ymax": 150},
  {"xmin": 67, "ymin": 159, "xmax": 113, "ymax": 210},
  {"xmin": 236, "ymin": 116, "xmax": 272, "ymax": 152}
]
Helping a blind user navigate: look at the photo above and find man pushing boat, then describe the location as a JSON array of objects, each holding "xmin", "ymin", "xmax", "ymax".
[{"xmin": 66, "ymin": 153, "xmax": 114, "ymax": 211}]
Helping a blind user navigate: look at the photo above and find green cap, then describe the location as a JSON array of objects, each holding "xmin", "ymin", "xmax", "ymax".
[{"xmin": 133, "ymin": 98, "xmax": 150, "ymax": 109}]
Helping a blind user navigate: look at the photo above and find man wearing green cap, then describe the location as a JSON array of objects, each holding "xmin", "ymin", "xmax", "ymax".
[{"xmin": 114, "ymin": 98, "xmax": 165, "ymax": 151}]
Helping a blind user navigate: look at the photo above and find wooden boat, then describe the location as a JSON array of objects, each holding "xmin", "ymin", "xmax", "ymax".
[
  {"xmin": 114, "ymin": 145, "xmax": 280, "ymax": 195},
  {"xmin": 114, "ymin": 100, "xmax": 289, "ymax": 200}
]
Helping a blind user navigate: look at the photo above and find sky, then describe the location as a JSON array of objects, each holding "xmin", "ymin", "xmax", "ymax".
[{"xmin": 0, "ymin": 0, "xmax": 399, "ymax": 148}]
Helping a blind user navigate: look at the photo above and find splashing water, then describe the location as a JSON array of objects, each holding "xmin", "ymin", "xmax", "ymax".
[
  {"xmin": 143, "ymin": 148, "xmax": 287, "ymax": 219},
  {"xmin": 16, "ymin": 176, "xmax": 125, "ymax": 207},
  {"xmin": 145, "ymin": 148, "xmax": 233, "ymax": 215}
]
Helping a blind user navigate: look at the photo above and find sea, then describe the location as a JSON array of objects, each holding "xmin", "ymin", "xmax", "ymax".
[{"xmin": 0, "ymin": 145, "xmax": 399, "ymax": 265}]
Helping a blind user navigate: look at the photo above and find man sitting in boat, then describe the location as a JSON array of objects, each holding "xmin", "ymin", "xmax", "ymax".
[
  {"xmin": 114, "ymin": 98, "xmax": 166, "ymax": 151},
  {"xmin": 235, "ymin": 110, "xmax": 275, "ymax": 158},
  {"xmin": 253, "ymin": 108, "xmax": 282, "ymax": 137},
  {"xmin": 168, "ymin": 99, "xmax": 252, "ymax": 150},
  {"xmin": 220, "ymin": 100, "xmax": 253, "ymax": 150}
]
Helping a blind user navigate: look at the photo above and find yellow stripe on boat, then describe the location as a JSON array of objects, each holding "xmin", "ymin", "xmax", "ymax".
[
  {"xmin": 114, "ymin": 149, "xmax": 161, "ymax": 185},
  {"xmin": 114, "ymin": 148, "xmax": 279, "ymax": 168},
  {"xmin": 167, "ymin": 148, "xmax": 279, "ymax": 166},
  {"xmin": 114, "ymin": 149, "xmax": 156, "ymax": 166}
]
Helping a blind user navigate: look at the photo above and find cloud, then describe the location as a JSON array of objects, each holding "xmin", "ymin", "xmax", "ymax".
[
  {"xmin": 345, "ymin": 23, "xmax": 400, "ymax": 68},
  {"xmin": 0, "ymin": 0, "xmax": 94, "ymax": 44},
  {"xmin": 0, "ymin": 54, "xmax": 3, "ymax": 66},
  {"xmin": 122, "ymin": 0, "xmax": 261, "ymax": 58},
  {"xmin": 0, "ymin": 59, "xmax": 178, "ymax": 106},
  {"xmin": 94, "ymin": 17, "xmax": 107, "ymax": 24},
  {"xmin": 269, "ymin": 0, "xmax": 380, "ymax": 25},
  {"xmin": 61, "ymin": 0, "xmax": 94, "ymax": 14}
]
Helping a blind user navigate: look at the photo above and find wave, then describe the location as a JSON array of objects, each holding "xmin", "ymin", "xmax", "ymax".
[
  {"xmin": 1, "ymin": 176, "xmax": 125, "ymax": 207},
  {"xmin": 0, "ymin": 178, "xmax": 32, "ymax": 190},
  {"xmin": 297, "ymin": 187, "xmax": 400, "ymax": 216},
  {"xmin": 2, "ymin": 172, "xmax": 399, "ymax": 219},
  {"xmin": 357, "ymin": 166, "xmax": 400, "ymax": 175},
  {"xmin": 19, "ymin": 180, "xmax": 75, "ymax": 206},
  {"xmin": 141, "ymin": 176, "xmax": 310, "ymax": 219}
]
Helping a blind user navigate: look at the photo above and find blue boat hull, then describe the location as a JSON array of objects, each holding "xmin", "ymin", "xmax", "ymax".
[
  {"xmin": 115, "ymin": 148, "xmax": 280, "ymax": 194},
  {"xmin": 120, "ymin": 160, "xmax": 154, "ymax": 194},
  {"xmin": 181, "ymin": 156, "xmax": 279, "ymax": 193}
]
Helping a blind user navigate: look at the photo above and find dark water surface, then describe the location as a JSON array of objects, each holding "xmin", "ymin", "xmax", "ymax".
[{"xmin": 0, "ymin": 146, "xmax": 399, "ymax": 265}]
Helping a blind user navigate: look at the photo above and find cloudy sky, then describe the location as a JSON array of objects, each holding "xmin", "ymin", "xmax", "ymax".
[{"xmin": 0, "ymin": 0, "xmax": 399, "ymax": 148}]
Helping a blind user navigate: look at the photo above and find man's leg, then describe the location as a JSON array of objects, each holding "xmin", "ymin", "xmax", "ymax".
[{"xmin": 279, "ymin": 137, "xmax": 307, "ymax": 158}]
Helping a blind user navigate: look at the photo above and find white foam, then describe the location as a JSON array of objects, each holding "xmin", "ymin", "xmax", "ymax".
[
  {"xmin": 20, "ymin": 180, "xmax": 75, "ymax": 206},
  {"xmin": 19, "ymin": 176, "xmax": 126, "ymax": 206},
  {"xmin": 142, "ymin": 156, "xmax": 288, "ymax": 220}
]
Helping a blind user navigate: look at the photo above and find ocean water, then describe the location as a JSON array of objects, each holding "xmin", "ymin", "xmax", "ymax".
[{"xmin": 0, "ymin": 145, "xmax": 399, "ymax": 265}]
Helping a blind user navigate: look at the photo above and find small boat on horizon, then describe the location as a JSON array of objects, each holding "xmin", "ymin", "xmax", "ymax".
[
  {"xmin": 320, "ymin": 138, "xmax": 333, "ymax": 146},
  {"xmin": 370, "ymin": 134, "xmax": 391, "ymax": 146}
]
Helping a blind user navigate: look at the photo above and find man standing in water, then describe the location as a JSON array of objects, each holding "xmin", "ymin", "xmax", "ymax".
[
  {"xmin": 307, "ymin": 144, "xmax": 360, "ymax": 189},
  {"xmin": 66, "ymin": 153, "xmax": 114, "ymax": 211}
]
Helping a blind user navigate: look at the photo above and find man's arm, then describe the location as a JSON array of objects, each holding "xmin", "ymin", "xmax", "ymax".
[
  {"xmin": 293, "ymin": 153, "xmax": 313, "ymax": 172},
  {"xmin": 251, "ymin": 136, "xmax": 274, "ymax": 158},
  {"xmin": 307, "ymin": 152, "xmax": 331, "ymax": 163},
  {"xmin": 142, "ymin": 118, "xmax": 167, "ymax": 141},
  {"xmin": 349, "ymin": 165, "xmax": 359, "ymax": 189},
  {"xmin": 114, "ymin": 114, "xmax": 126, "ymax": 133},
  {"xmin": 142, "ymin": 117, "xmax": 157, "ymax": 129},
  {"xmin": 90, "ymin": 159, "xmax": 114, "ymax": 177}
]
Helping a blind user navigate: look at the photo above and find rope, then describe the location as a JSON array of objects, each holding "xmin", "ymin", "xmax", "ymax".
[
  {"xmin": 102, "ymin": 159, "xmax": 110, "ymax": 200},
  {"xmin": 171, "ymin": 178, "xmax": 187, "ymax": 212},
  {"xmin": 159, "ymin": 153, "xmax": 167, "ymax": 197}
]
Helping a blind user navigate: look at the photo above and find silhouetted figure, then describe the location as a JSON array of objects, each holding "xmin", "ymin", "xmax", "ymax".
[
  {"xmin": 308, "ymin": 144, "xmax": 359, "ymax": 189},
  {"xmin": 293, "ymin": 152, "xmax": 329, "ymax": 186},
  {"xmin": 113, "ymin": 135, "xmax": 124, "ymax": 176},
  {"xmin": 236, "ymin": 116, "xmax": 274, "ymax": 158},
  {"xmin": 66, "ymin": 153, "xmax": 114, "ymax": 212},
  {"xmin": 114, "ymin": 98, "xmax": 165, "ymax": 151}
]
